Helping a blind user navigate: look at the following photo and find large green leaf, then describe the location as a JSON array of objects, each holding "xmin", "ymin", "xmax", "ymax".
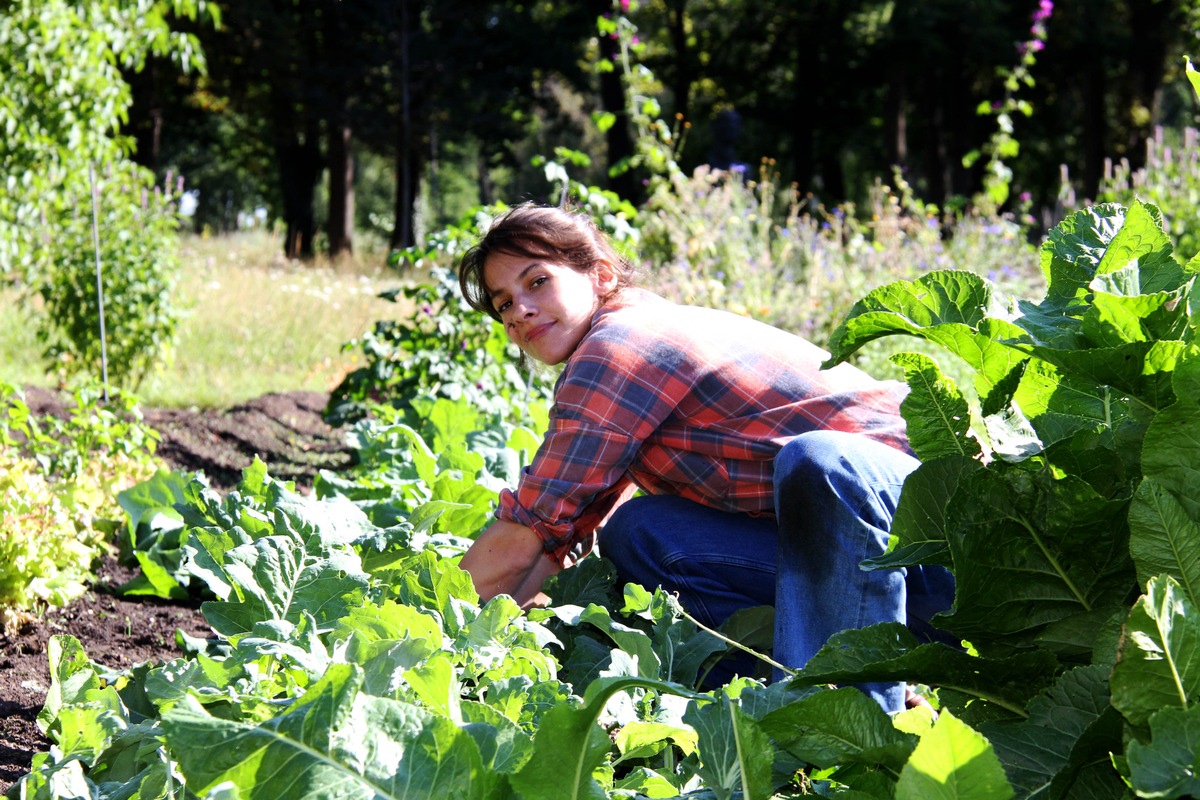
[
  {"xmin": 871, "ymin": 456, "xmax": 978, "ymax": 570},
  {"xmin": 1126, "ymin": 704, "xmax": 1200, "ymax": 798},
  {"xmin": 38, "ymin": 635, "xmax": 122, "ymax": 736},
  {"xmin": 1012, "ymin": 340, "xmax": 1185, "ymax": 409},
  {"xmin": 200, "ymin": 534, "xmax": 370, "ymax": 639},
  {"xmin": 459, "ymin": 700, "xmax": 534, "ymax": 775},
  {"xmin": 824, "ymin": 271, "xmax": 995, "ymax": 364},
  {"xmin": 116, "ymin": 467, "xmax": 188, "ymax": 553},
  {"xmin": 758, "ymin": 686, "xmax": 915, "ymax": 771},
  {"xmin": 391, "ymin": 549, "xmax": 479, "ymax": 637},
  {"xmin": 1090, "ymin": 200, "xmax": 1177, "ymax": 286},
  {"xmin": 794, "ymin": 624, "xmax": 1056, "ymax": 717},
  {"xmin": 509, "ymin": 676, "xmax": 705, "ymax": 800},
  {"xmin": 1038, "ymin": 203, "xmax": 1127, "ymax": 309},
  {"xmin": 980, "ymin": 665, "xmax": 1125, "ymax": 799},
  {"xmin": 895, "ymin": 710, "xmax": 1014, "ymax": 800},
  {"xmin": 163, "ymin": 664, "xmax": 499, "ymax": 800},
  {"xmin": 1111, "ymin": 575, "xmax": 1200, "ymax": 729},
  {"xmin": 939, "ymin": 462, "xmax": 1134, "ymax": 655},
  {"xmin": 1012, "ymin": 359, "xmax": 1128, "ymax": 447},
  {"xmin": 1084, "ymin": 290, "xmax": 1190, "ymax": 346},
  {"xmin": 1129, "ymin": 478, "xmax": 1200, "ymax": 604},
  {"xmin": 1140, "ymin": 353, "xmax": 1200, "ymax": 519},
  {"xmin": 892, "ymin": 352, "xmax": 979, "ymax": 462},
  {"xmin": 684, "ymin": 695, "xmax": 775, "ymax": 800}
]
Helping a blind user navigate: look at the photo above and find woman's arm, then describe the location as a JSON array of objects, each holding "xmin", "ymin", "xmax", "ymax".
[{"xmin": 459, "ymin": 518, "xmax": 559, "ymax": 607}]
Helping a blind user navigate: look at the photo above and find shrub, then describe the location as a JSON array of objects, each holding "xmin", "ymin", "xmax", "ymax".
[{"xmin": 33, "ymin": 164, "xmax": 185, "ymax": 389}]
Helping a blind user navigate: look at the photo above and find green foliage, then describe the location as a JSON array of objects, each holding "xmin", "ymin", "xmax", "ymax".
[
  {"xmin": 594, "ymin": 8, "xmax": 683, "ymax": 192},
  {"xmin": 35, "ymin": 163, "xmax": 185, "ymax": 388},
  {"xmin": 817, "ymin": 198, "xmax": 1200, "ymax": 796},
  {"xmin": 1, "ymin": 382, "xmax": 160, "ymax": 483},
  {"xmin": 963, "ymin": 0, "xmax": 1054, "ymax": 211},
  {"xmin": 36, "ymin": 199, "xmax": 1200, "ymax": 793},
  {"xmin": 9, "ymin": 451, "xmax": 1013, "ymax": 799},
  {"xmin": 314, "ymin": 396, "xmax": 547, "ymax": 535},
  {"xmin": 326, "ymin": 261, "xmax": 550, "ymax": 428},
  {"xmin": 0, "ymin": 0, "xmax": 215, "ymax": 385},
  {"xmin": 0, "ymin": 382, "xmax": 161, "ymax": 620},
  {"xmin": 1090, "ymin": 125, "xmax": 1200, "ymax": 266},
  {"xmin": 0, "ymin": 456, "xmax": 106, "ymax": 619}
]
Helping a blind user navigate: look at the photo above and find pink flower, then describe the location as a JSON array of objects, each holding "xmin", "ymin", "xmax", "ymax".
[{"xmin": 620, "ymin": 0, "xmax": 630, "ymax": 11}]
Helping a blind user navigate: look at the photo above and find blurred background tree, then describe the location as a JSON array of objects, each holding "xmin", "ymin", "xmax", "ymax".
[{"xmin": 9, "ymin": 0, "xmax": 1200, "ymax": 263}]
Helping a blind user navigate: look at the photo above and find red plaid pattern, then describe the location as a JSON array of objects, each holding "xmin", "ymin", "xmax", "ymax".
[{"xmin": 496, "ymin": 290, "xmax": 910, "ymax": 564}]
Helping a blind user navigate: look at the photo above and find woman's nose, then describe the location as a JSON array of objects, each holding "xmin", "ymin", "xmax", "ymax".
[{"xmin": 513, "ymin": 296, "xmax": 535, "ymax": 317}]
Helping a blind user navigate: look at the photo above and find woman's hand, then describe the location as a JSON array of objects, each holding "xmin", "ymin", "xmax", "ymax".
[{"xmin": 459, "ymin": 519, "xmax": 560, "ymax": 607}]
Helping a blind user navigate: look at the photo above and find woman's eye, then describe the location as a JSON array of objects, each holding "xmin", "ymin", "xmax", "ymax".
[
  {"xmin": 531, "ymin": 276, "xmax": 547, "ymax": 288},
  {"xmin": 496, "ymin": 300, "xmax": 511, "ymax": 314}
]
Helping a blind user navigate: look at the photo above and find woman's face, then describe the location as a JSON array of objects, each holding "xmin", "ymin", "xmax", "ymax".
[{"xmin": 483, "ymin": 251, "xmax": 616, "ymax": 365}]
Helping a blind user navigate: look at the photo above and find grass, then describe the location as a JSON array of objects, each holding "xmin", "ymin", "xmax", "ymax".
[{"xmin": 2, "ymin": 230, "xmax": 412, "ymax": 409}]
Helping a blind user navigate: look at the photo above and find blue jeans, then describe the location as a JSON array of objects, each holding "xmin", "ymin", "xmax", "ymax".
[{"xmin": 599, "ymin": 430, "xmax": 955, "ymax": 713}]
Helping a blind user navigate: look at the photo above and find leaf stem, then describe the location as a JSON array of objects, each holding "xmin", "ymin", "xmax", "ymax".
[
  {"xmin": 672, "ymin": 603, "xmax": 797, "ymax": 677},
  {"xmin": 1158, "ymin": 597, "xmax": 1191, "ymax": 709},
  {"xmin": 1018, "ymin": 513, "xmax": 1091, "ymax": 611}
]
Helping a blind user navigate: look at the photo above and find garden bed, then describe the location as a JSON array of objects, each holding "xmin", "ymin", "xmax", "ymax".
[{"xmin": 0, "ymin": 389, "xmax": 353, "ymax": 793}]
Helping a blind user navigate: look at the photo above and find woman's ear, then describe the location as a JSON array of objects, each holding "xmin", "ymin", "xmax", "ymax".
[{"xmin": 592, "ymin": 260, "xmax": 620, "ymax": 295}]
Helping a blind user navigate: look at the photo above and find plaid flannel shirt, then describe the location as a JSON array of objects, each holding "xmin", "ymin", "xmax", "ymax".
[{"xmin": 496, "ymin": 289, "xmax": 910, "ymax": 564}]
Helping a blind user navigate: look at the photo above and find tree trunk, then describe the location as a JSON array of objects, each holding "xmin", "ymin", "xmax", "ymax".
[
  {"xmin": 323, "ymin": 0, "xmax": 354, "ymax": 258},
  {"xmin": 278, "ymin": 131, "xmax": 322, "ymax": 260},
  {"xmin": 664, "ymin": 0, "xmax": 691, "ymax": 132},
  {"xmin": 1123, "ymin": 0, "xmax": 1174, "ymax": 167},
  {"xmin": 126, "ymin": 62, "xmax": 162, "ymax": 172},
  {"xmin": 327, "ymin": 122, "xmax": 355, "ymax": 258},
  {"xmin": 391, "ymin": 139, "xmax": 422, "ymax": 250},
  {"xmin": 391, "ymin": 0, "xmax": 416, "ymax": 250},
  {"xmin": 886, "ymin": 62, "xmax": 908, "ymax": 171}
]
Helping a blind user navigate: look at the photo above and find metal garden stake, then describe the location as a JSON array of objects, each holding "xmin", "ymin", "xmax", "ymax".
[{"xmin": 89, "ymin": 162, "xmax": 110, "ymax": 401}]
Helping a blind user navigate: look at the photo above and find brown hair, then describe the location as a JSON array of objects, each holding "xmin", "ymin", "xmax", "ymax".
[{"xmin": 458, "ymin": 203, "xmax": 639, "ymax": 321}]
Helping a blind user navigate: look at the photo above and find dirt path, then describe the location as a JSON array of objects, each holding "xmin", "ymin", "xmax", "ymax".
[{"xmin": 0, "ymin": 389, "xmax": 356, "ymax": 792}]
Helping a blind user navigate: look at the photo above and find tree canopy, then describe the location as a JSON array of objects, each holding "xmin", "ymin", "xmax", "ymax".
[{"xmin": 8, "ymin": 0, "xmax": 1198, "ymax": 262}]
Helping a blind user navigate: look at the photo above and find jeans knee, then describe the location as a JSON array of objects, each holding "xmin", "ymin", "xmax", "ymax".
[{"xmin": 774, "ymin": 431, "xmax": 853, "ymax": 501}]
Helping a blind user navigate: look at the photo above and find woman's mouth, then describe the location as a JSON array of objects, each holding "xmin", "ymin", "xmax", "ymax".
[{"xmin": 524, "ymin": 322, "xmax": 553, "ymax": 343}]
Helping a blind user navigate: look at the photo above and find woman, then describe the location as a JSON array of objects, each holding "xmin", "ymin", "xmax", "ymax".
[{"xmin": 456, "ymin": 202, "xmax": 953, "ymax": 712}]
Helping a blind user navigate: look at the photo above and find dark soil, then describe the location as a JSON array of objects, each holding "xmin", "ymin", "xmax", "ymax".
[{"xmin": 0, "ymin": 389, "xmax": 355, "ymax": 794}]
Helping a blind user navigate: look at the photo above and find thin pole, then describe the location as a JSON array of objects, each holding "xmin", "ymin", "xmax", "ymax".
[{"xmin": 89, "ymin": 163, "xmax": 110, "ymax": 401}]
